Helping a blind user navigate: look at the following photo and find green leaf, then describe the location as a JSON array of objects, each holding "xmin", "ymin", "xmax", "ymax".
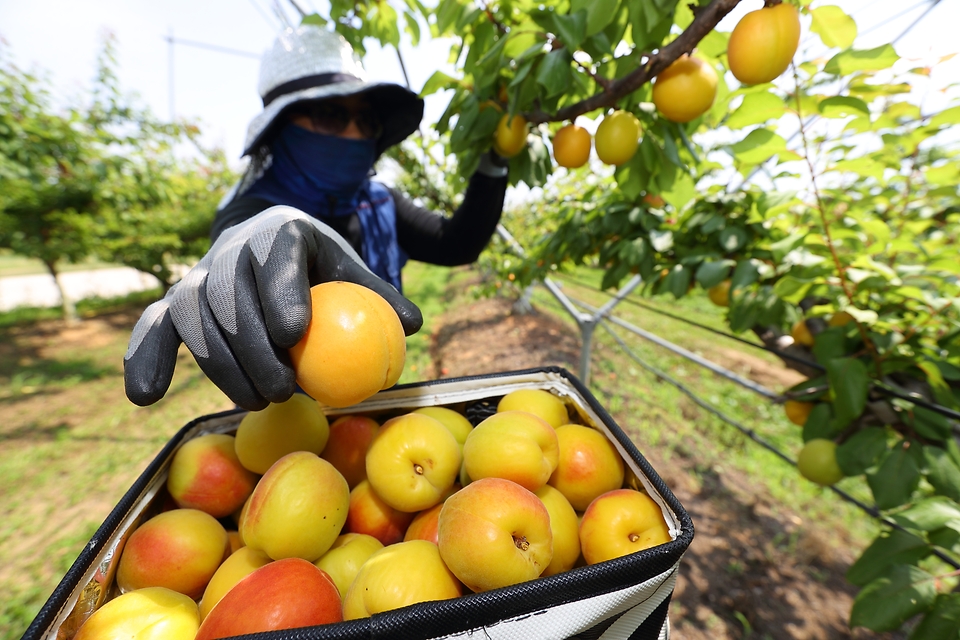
[
  {"xmin": 552, "ymin": 11, "xmax": 588, "ymax": 49},
  {"xmin": 536, "ymin": 49, "xmax": 573, "ymax": 99},
  {"xmin": 725, "ymin": 92, "xmax": 786, "ymax": 129},
  {"xmin": 729, "ymin": 258, "xmax": 759, "ymax": 289},
  {"xmin": 850, "ymin": 565, "xmax": 937, "ymax": 632},
  {"xmin": 420, "ymin": 70, "xmax": 459, "ymax": 97},
  {"xmin": 773, "ymin": 275, "xmax": 813, "ymax": 304},
  {"xmin": 894, "ymin": 496, "xmax": 960, "ymax": 532},
  {"xmin": 908, "ymin": 406, "xmax": 953, "ymax": 441},
  {"xmin": 924, "ymin": 447, "xmax": 960, "ymax": 502},
  {"xmin": 301, "ymin": 13, "xmax": 327, "ymax": 26},
  {"xmin": 657, "ymin": 166, "xmax": 695, "ymax": 210},
  {"xmin": 810, "ymin": 5, "xmax": 858, "ymax": 50},
  {"xmin": 836, "ymin": 427, "xmax": 888, "ymax": 476},
  {"xmin": 819, "ymin": 96, "xmax": 871, "ymax": 118},
  {"xmin": 826, "ymin": 358, "xmax": 870, "ymax": 428},
  {"xmin": 571, "ymin": 0, "xmax": 619, "ymax": 36},
  {"xmin": 909, "ymin": 594, "xmax": 960, "ymax": 640},
  {"xmin": 868, "ymin": 447, "xmax": 920, "ymax": 510},
  {"xmin": 663, "ymin": 264, "xmax": 690, "ymax": 299},
  {"xmin": 813, "ymin": 327, "xmax": 848, "ymax": 367},
  {"xmin": 803, "ymin": 402, "xmax": 841, "ymax": 442},
  {"xmin": 718, "ymin": 226, "xmax": 749, "ymax": 253},
  {"xmin": 696, "ymin": 260, "xmax": 735, "ymax": 288},
  {"xmin": 729, "ymin": 128, "xmax": 798, "ymax": 165},
  {"xmin": 928, "ymin": 105, "xmax": 960, "ymax": 128},
  {"xmin": 824, "ymin": 45, "xmax": 899, "ymax": 76},
  {"xmin": 846, "ymin": 529, "xmax": 930, "ymax": 587}
]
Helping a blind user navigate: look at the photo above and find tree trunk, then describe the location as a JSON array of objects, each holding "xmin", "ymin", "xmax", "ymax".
[{"xmin": 42, "ymin": 259, "xmax": 79, "ymax": 325}]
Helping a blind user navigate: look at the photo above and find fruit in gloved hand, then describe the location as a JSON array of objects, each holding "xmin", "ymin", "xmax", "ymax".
[
  {"xmin": 438, "ymin": 477, "xmax": 553, "ymax": 592},
  {"xmin": 73, "ymin": 587, "xmax": 200, "ymax": 640},
  {"xmin": 497, "ymin": 388, "xmax": 569, "ymax": 428},
  {"xmin": 463, "ymin": 410, "xmax": 559, "ymax": 492},
  {"xmin": 594, "ymin": 111, "xmax": 641, "ymax": 166},
  {"xmin": 167, "ymin": 433, "xmax": 258, "ymax": 518},
  {"xmin": 653, "ymin": 55, "xmax": 718, "ymax": 123},
  {"xmin": 579, "ymin": 489, "xmax": 671, "ymax": 564},
  {"xmin": 343, "ymin": 540, "xmax": 462, "ymax": 619},
  {"xmin": 548, "ymin": 424, "xmax": 625, "ymax": 511},
  {"xmin": 195, "ymin": 558, "xmax": 342, "ymax": 639},
  {"xmin": 240, "ymin": 451, "xmax": 349, "ymax": 561},
  {"xmin": 116, "ymin": 509, "xmax": 229, "ymax": 599},
  {"xmin": 365, "ymin": 412, "xmax": 462, "ymax": 512},
  {"xmin": 234, "ymin": 394, "xmax": 329, "ymax": 474},
  {"xmin": 289, "ymin": 282, "xmax": 405, "ymax": 408},
  {"xmin": 727, "ymin": 2, "xmax": 801, "ymax": 85}
]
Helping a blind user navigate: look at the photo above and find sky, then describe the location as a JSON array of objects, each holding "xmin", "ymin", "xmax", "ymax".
[{"xmin": 0, "ymin": 0, "xmax": 958, "ymax": 173}]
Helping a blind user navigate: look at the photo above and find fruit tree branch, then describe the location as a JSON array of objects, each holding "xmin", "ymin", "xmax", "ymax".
[{"xmin": 526, "ymin": 0, "xmax": 744, "ymax": 124}]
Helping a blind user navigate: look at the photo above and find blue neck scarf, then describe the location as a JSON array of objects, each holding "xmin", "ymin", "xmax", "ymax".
[{"xmin": 244, "ymin": 124, "xmax": 403, "ymax": 290}]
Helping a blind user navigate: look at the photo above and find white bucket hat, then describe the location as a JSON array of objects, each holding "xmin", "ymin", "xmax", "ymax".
[{"xmin": 242, "ymin": 25, "xmax": 424, "ymax": 157}]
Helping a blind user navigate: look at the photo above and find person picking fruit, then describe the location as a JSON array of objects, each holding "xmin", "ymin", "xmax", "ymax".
[{"xmin": 124, "ymin": 25, "xmax": 509, "ymax": 411}]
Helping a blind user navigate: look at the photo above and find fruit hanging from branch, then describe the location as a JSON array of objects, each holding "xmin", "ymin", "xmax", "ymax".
[{"xmin": 727, "ymin": 2, "xmax": 801, "ymax": 85}]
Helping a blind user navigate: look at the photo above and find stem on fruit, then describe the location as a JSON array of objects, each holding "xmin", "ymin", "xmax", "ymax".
[
  {"xmin": 513, "ymin": 534, "xmax": 530, "ymax": 551},
  {"xmin": 629, "ymin": 533, "xmax": 640, "ymax": 543},
  {"xmin": 414, "ymin": 463, "xmax": 424, "ymax": 475}
]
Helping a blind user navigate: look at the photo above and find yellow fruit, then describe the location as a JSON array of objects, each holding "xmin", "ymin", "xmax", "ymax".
[
  {"xmin": 791, "ymin": 319, "xmax": 815, "ymax": 347},
  {"xmin": 653, "ymin": 55, "xmax": 718, "ymax": 123},
  {"xmin": 594, "ymin": 110, "xmax": 641, "ymax": 166},
  {"xmin": 235, "ymin": 394, "xmax": 330, "ymax": 474},
  {"xmin": 493, "ymin": 113, "xmax": 528, "ymax": 158},
  {"xmin": 727, "ymin": 3, "xmax": 801, "ymax": 85},
  {"xmin": 707, "ymin": 280, "xmax": 731, "ymax": 307},
  {"xmin": 552, "ymin": 124, "xmax": 592, "ymax": 168},
  {"xmin": 829, "ymin": 311, "xmax": 856, "ymax": 327},
  {"xmin": 289, "ymin": 282, "xmax": 405, "ymax": 408},
  {"xmin": 784, "ymin": 400, "xmax": 814, "ymax": 427},
  {"xmin": 797, "ymin": 439, "xmax": 844, "ymax": 486}
]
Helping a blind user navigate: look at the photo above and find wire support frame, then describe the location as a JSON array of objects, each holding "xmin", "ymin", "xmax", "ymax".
[
  {"xmin": 597, "ymin": 318, "xmax": 960, "ymax": 572},
  {"xmin": 550, "ymin": 273, "xmax": 960, "ymax": 422}
]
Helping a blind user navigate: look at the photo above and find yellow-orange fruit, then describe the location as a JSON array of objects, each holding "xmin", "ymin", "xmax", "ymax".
[
  {"xmin": 553, "ymin": 124, "xmax": 592, "ymax": 168},
  {"xmin": 791, "ymin": 319, "xmax": 815, "ymax": 347},
  {"xmin": 235, "ymin": 393, "xmax": 330, "ymax": 474},
  {"xmin": 707, "ymin": 280, "xmax": 731, "ymax": 307},
  {"xmin": 784, "ymin": 399, "xmax": 814, "ymax": 427},
  {"xmin": 727, "ymin": 3, "xmax": 801, "ymax": 85},
  {"xmin": 289, "ymin": 282, "xmax": 405, "ymax": 408},
  {"xmin": 653, "ymin": 55, "xmax": 718, "ymax": 123},
  {"xmin": 493, "ymin": 113, "xmax": 528, "ymax": 158}
]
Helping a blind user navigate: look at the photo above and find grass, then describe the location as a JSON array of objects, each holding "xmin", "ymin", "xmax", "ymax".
[
  {"xmin": 0, "ymin": 261, "xmax": 884, "ymax": 638},
  {"xmin": 0, "ymin": 251, "xmax": 120, "ymax": 278}
]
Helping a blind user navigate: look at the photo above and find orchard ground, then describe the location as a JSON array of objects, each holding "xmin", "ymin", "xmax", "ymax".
[{"xmin": 1, "ymin": 262, "xmax": 903, "ymax": 639}]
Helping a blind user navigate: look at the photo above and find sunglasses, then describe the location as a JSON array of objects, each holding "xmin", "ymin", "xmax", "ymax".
[{"xmin": 296, "ymin": 101, "xmax": 383, "ymax": 140}]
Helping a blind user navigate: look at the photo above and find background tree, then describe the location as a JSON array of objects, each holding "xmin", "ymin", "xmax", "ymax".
[{"xmin": 0, "ymin": 38, "xmax": 235, "ymax": 320}]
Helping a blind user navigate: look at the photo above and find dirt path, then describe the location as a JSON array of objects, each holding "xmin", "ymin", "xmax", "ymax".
[{"xmin": 429, "ymin": 295, "xmax": 899, "ymax": 640}]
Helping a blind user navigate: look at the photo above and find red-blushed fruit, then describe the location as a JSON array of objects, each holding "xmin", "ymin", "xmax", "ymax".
[
  {"xmin": 73, "ymin": 587, "xmax": 199, "ymax": 640},
  {"xmin": 314, "ymin": 533, "xmax": 384, "ymax": 598},
  {"xmin": 403, "ymin": 502, "xmax": 444, "ymax": 545},
  {"xmin": 579, "ymin": 489, "xmax": 671, "ymax": 564},
  {"xmin": 195, "ymin": 558, "xmax": 342, "ymax": 639},
  {"xmin": 497, "ymin": 388, "xmax": 569, "ymax": 428},
  {"xmin": 463, "ymin": 410, "xmax": 559, "ymax": 492},
  {"xmin": 365, "ymin": 412, "xmax": 462, "ymax": 512},
  {"xmin": 234, "ymin": 394, "xmax": 329, "ymax": 475},
  {"xmin": 344, "ymin": 479, "xmax": 416, "ymax": 545},
  {"xmin": 321, "ymin": 415, "xmax": 380, "ymax": 488},
  {"xmin": 199, "ymin": 546, "xmax": 272, "ymax": 620},
  {"xmin": 167, "ymin": 433, "xmax": 259, "ymax": 518},
  {"xmin": 342, "ymin": 540, "xmax": 462, "ymax": 619},
  {"xmin": 116, "ymin": 509, "xmax": 229, "ymax": 599},
  {"xmin": 240, "ymin": 451, "xmax": 349, "ymax": 561},
  {"xmin": 437, "ymin": 477, "xmax": 553, "ymax": 592},
  {"xmin": 548, "ymin": 424, "xmax": 625, "ymax": 511}
]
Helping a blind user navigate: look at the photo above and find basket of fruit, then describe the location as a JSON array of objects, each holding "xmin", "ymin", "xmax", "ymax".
[{"xmin": 25, "ymin": 366, "xmax": 693, "ymax": 640}]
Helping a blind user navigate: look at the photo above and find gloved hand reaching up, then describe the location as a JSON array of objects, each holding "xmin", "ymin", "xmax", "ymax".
[{"xmin": 123, "ymin": 206, "xmax": 423, "ymax": 411}]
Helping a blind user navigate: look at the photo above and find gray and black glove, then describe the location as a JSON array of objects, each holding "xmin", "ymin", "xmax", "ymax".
[{"xmin": 123, "ymin": 205, "xmax": 422, "ymax": 411}]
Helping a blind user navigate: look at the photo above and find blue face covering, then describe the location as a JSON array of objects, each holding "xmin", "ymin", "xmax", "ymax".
[
  {"xmin": 247, "ymin": 124, "xmax": 376, "ymax": 216},
  {"xmin": 243, "ymin": 123, "xmax": 404, "ymax": 291}
]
